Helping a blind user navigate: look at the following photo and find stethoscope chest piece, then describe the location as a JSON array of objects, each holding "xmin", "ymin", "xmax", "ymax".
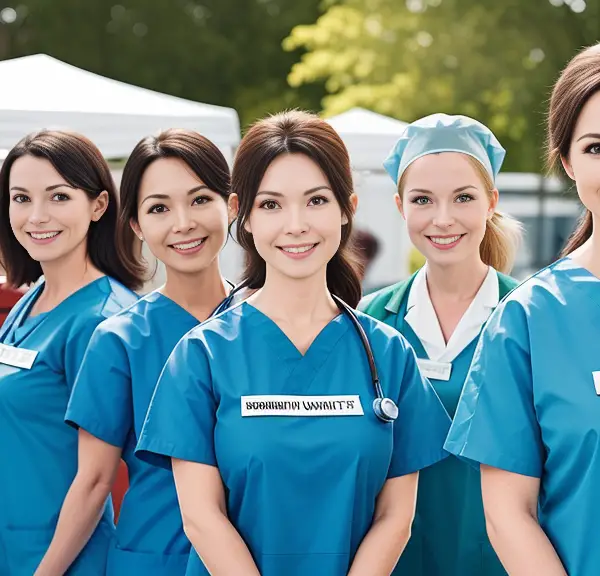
[{"xmin": 373, "ymin": 397, "xmax": 398, "ymax": 423}]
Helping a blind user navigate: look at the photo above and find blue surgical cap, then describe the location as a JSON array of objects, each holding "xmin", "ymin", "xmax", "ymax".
[{"xmin": 383, "ymin": 113, "xmax": 506, "ymax": 185}]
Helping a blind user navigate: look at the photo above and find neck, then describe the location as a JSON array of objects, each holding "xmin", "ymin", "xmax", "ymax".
[
  {"xmin": 425, "ymin": 255, "xmax": 489, "ymax": 301},
  {"xmin": 250, "ymin": 266, "xmax": 337, "ymax": 324},
  {"xmin": 39, "ymin": 241, "xmax": 102, "ymax": 303},
  {"xmin": 161, "ymin": 260, "xmax": 228, "ymax": 321},
  {"xmin": 573, "ymin": 215, "xmax": 600, "ymax": 278}
]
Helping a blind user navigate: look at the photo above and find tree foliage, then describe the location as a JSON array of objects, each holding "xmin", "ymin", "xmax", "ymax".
[{"xmin": 285, "ymin": 0, "xmax": 600, "ymax": 171}]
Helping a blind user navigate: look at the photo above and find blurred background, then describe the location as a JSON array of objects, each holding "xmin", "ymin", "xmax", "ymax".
[{"xmin": 0, "ymin": 0, "xmax": 598, "ymax": 294}]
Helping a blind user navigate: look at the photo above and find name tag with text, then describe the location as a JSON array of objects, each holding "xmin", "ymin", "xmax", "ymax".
[
  {"xmin": 0, "ymin": 343, "xmax": 38, "ymax": 370},
  {"xmin": 417, "ymin": 358, "xmax": 452, "ymax": 381},
  {"xmin": 241, "ymin": 395, "xmax": 364, "ymax": 417}
]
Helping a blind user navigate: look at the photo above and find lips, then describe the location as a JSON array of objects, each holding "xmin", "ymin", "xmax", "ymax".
[
  {"xmin": 170, "ymin": 237, "xmax": 206, "ymax": 250},
  {"xmin": 278, "ymin": 243, "xmax": 317, "ymax": 254},
  {"xmin": 428, "ymin": 235, "xmax": 463, "ymax": 246},
  {"xmin": 27, "ymin": 231, "xmax": 61, "ymax": 240}
]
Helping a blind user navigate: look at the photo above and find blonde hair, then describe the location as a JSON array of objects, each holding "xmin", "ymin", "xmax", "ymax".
[{"xmin": 398, "ymin": 154, "xmax": 522, "ymax": 274}]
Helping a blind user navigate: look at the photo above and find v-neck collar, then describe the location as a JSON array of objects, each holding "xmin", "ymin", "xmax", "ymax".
[{"xmin": 144, "ymin": 290, "xmax": 200, "ymax": 325}]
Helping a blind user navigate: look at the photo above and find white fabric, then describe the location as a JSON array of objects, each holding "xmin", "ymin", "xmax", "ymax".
[
  {"xmin": 405, "ymin": 265, "xmax": 499, "ymax": 362},
  {"xmin": 0, "ymin": 54, "xmax": 240, "ymax": 160}
]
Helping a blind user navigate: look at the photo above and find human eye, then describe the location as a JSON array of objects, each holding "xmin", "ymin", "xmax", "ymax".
[
  {"xmin": 259, "ymin": 199, "xmax": 280, "ymax": 210},
  {"xmin": 455, "ymin": 193, "xmax": 475, "ymax": 203},
  {"xmin": 148, "ymin": 204, "xmax": 169, "ymax": 214},
  {"xmin": 410, "ymin": 196, "xmax": 431, "ymax": 205},
  {"xmin": 192, "ymin": 195, "xmax": 211, "ymax": 206},
  {"xmin": 584, "ymin": 143, "xmax": 600, "ymax": 155},
  {"xmin": 11, "ymin": 194, "xmax": 30, "ymax": 204},
  {"xmin": 308, "ymin": 195, "xmax": 329, "ymax": 206},
  {"xmin": 51, "ymin": 192, "xmax": 70, "ymax": 202}
]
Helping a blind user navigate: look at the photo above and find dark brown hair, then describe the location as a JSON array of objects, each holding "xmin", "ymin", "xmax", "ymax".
[
  {"xmin": 232, "ymin": 110, "xmax": 362, "ymax": 307},
  {"xmin": 548, "ymin": 44, "xmax": 600, "ymax": 257},
  {"xmin": 0, "ymin": 130, "xmax": 142, "ymax": 289},
  {"xmin": 118, "ymin": 129, "xmax": 232, "ymax": 280}
]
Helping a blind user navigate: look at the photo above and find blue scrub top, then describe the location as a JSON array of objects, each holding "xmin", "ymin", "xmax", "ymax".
[
  {"xmin": 0, "ymin": 276, "xmax": 137, "ymax": 576},
  {"xmin": 136, "ymin": 301, "xmax": 451, "ymax": 576},
  {"xmin": 65, "ymin": 291, "xmax": 199, "ymax": 575},
  {"xmin": 446, "ymin": 257, "xmax": 600, "ymax": 576}
]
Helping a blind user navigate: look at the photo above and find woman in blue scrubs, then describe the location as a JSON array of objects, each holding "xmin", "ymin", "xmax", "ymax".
[
  {"xmin": 359, "ymin": 114, "xmax": 522, "ymax": 576},
  {"xmin": 136, "ymin": 111, "xmax": 451, "ymax": 576},
  {"xmin": 0, "ymin": 131, "xmax": 141, "ymax": 576},
  {"xmin": 446, "ymin": 44, "xmax": 600, "ymax": 576},
  {"xmin": 54, "ymin": 130, "xmax": 233, "ymax": 575}
]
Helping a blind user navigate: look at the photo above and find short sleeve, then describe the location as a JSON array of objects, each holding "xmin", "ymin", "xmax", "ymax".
[
  {"xmin": 388, "ymin": 339, "xmax": 451, "ymax": 478},
  {"xmin": 64, "ymin": 317, "xmax": 102, "ymax": 394},
  {"xmin": 444, "ymin": 299, "xmax": 544, "ymax": 478},
  {"xmin": 65, "ymin": 324, "xmax": 133, "ymax": 448},
  {"xmin": 135, "ymin": 333, "xmax": 217, "ymax": 470}
]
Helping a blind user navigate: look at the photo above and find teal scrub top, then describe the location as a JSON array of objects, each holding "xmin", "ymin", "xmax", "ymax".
[
  {"xmin": 360, "ymin": 269, "xmax": 517, "ymax": 576},
  {"xmin": 65, "ymin": 291, "xmax": 200, "ymax": 575},
  {"xmin": 136, "ymin": 301, "xmax": 451, "ymax": 576},
  {"xmin": 0, "ymin": 276, "xmax": 137, "ymax": 576},
  {"xmin": 446, "ymin": 257, "xmax": 600, "ymax": 575}
]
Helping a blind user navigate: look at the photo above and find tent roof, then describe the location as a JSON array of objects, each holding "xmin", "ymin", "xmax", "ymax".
[
  {"xmin": 326, "ymin": 108, "xmax": 407, "ymax": 171},
  {"xmin": 0, "ymin": 54, "xmax": 240, "ymax": 158}
]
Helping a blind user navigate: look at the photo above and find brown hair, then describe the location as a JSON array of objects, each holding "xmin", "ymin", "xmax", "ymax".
[
  {"xmin": 548, "ymin": 44, "xmax": 600, "ymax": 257},
  {"xmin": 118, "ymin": 129, "xmax": 231, "ymax": 280},
  {"xmin": 0, "ymin": 130, "xmax": 142, "ymax": 290},
  {"xmin": 232, "ymin": 110, "xmax": 362, "ymax": 307},
  {"xmin": 398, "ymin": 155, "xmax": 522, "ymax": 274}
]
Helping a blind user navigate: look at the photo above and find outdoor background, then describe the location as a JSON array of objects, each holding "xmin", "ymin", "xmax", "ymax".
[{"xmin": 0, "ymin": 0, "xmax": 598, "ymax": 286}]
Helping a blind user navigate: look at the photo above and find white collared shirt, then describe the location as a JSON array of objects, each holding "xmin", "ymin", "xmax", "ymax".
[{"xmin": 405, "ymin": 265, "xmax": 499, "ymax": 363}]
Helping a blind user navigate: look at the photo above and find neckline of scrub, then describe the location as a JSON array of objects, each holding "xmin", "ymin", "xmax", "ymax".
[
  {"xmin": 241, "ymin": 301, "xmax": 348, "ymax": 360},
  {"xmin": 555, "ymin": 256, "xmax": 600, "ymax": 282}
]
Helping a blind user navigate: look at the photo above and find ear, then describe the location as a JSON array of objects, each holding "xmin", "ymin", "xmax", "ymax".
[
  {"xmin": 394, "ymin": 193, "xmax": 406, "ymax": 220},
  {"xmin": 228, "ymin": 193, "xmax": 239, "ymax": 226},
  {"xmin": 488, "ymin": 188, "xmax": 499, "ymax": 218},
  {"xmin": 91, "ymin": 190, "xmax": 109, "ymax": 222},
  {"xmin": 343, "ymin": 193, "xmax": 359, "ymax": 225},
  {"xmin": 561, "ymin": 155, "xmax": 576, "ymax": 181},
  {"xmin": 130, "ymin": 218, "xmax": 143, "ymax": 241}
]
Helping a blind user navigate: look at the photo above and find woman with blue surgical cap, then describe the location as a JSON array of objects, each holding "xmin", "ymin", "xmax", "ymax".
[
  {"xmin": 445, "ymin": 44, "xmax": 600, "ymax": 576},
  {"xmin": 0, "ymin": 131, "xmax": 141, "ymax": 576},
  {"xmin": 48, "ymin": 130, "xmax": 234, "ymax": 576},
  {"xmin": 360, "ymin": 113, "xmax": 522, "ymax": 576},
  {"xmin": 136, "ymin": 110, "xmax": 451, "ymax": 576}
]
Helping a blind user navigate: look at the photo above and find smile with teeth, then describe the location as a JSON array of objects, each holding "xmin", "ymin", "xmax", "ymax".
[
  {"xmin": 279, "ymin": 244, "xmax": 316, "ymax": 254},
  {"xmin": 428, "ymin": 235, "xmax": 463, "ymax": 245},
  {"xmin": 29, "ymin": 231, "xmax": 61, "ymax": 240},
  {"xmin": 171, "ymin": 238, "xmax": 206, "ymax": 250}
]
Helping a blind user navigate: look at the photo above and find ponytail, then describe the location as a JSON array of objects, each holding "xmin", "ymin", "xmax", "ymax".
[
  {"xmin": 326, "ymin": 246, "xmax": 362, "ymax": 308},
  {"xmin": 560, "ymin": 209, "xmax": 592, "ymax": 257},
  {"xmin": 479, "ymin": 211, "xmax": 523, "ymax": 274}
]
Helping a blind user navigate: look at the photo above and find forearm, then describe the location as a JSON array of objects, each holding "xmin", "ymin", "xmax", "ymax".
[
  {"xmin": 347, "ymin": 515, "xmax": 411, "ymax": 576},
  {"xmin": 486, "ymin": 512, "xmax": 567, "ymax": 576},
  {"xmin": 34, "ymin": 476, "xmax": 112, "ymax": 576},
  {"xmin": 184, "ymin": 510, "xmax": 261, "ymax": 575}
]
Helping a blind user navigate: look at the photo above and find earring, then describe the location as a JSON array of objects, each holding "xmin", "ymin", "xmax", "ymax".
[{"xmin": 138, "ymin": 234, "xmax": 144, "ymax": 241}]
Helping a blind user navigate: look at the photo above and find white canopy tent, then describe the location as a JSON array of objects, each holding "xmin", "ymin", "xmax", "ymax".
[
  {"xmin": 0, "ymin": 54, "xmax": 241, "ymax": 160},
  {"xmin": 327, "ymin": 108, "xmax": 411, "ymax": 287}
]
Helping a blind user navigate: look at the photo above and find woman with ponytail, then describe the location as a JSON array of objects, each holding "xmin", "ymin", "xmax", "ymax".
[
  {"xmin": 445, "ymin": 44, "xmax": 600, "ymax": 576},
  {"xmin": 136, "ymin": 110, "xmax": 450, "ymax": 576},
  {"xmin": 360, "ymin": 113, "xmax": 522, "ymax": 576}
]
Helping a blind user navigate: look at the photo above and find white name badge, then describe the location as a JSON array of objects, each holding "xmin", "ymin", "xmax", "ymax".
[
  {"xmin": 593, "ymin": 372, "xmax": 600, "ymax": 395},
  {"xmin": 241, "ymin": 395, "xmax": 364, "ymax": 417},
  {"xmin": 0, "ymin": 343, "xmax": 38, "ymax": 370},
  {"xmin": 417, "ymin": 358, "xmax": 452, "ymax": 381}
]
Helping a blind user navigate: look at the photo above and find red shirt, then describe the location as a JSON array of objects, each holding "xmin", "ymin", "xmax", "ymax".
[{"xmin": 0, "ymin": 280, "xmax": 24, "ymax": 326}]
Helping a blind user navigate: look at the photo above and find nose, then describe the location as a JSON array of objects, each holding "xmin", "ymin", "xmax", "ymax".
[
  {"xmin": 432, "ymin": 204, "xmax": 455, "ymax": 229},
  {"xmin": 28, "ymin": 201, "xmax": 50, "ymax": 225},
  {"xmin": 172, "ymin": 207, "xmax": 197, "ymax": 234},
  {"xmin": 284, "ymin": 206, "xmax": 309, "ymax": 236}
]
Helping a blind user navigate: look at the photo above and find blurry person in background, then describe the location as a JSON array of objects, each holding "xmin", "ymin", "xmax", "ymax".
[{"xmin": 351, "ymin": 228, "xmax": 380, "ymax": 292}]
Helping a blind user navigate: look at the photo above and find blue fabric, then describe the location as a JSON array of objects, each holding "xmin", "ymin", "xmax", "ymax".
[
  {"xmin": 383, "ymin": 113, "xmax": 506, "ymax": 184},
  {"xmin": 66, "ymin": 291, "xmax": 198, "ymax": 575},
  {"xmin": 136, "ymin": 302, "xmax": 450, "ymax": 575},
  {"xmin": 446, "ymin": 257, "xmax": 600, "ymax": 576},
  {"xmin": 360, "ymin": 274, "xmax": 506, "ymax": 576},
  {"xmin": 0, "ymin": 277, "xmax": 137, "ymax": 576}
]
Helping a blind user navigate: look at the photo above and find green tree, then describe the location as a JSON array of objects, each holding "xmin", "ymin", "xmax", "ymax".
[
  {"xmin": 285, "ymin": 0, "xmax": 600, "ymax": 171},
  {"xmin": 0, "ymin": 0, "xmax": 325, "ymax": 128}
]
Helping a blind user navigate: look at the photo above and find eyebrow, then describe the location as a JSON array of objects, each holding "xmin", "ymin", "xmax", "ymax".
[
  {"xmin": 140, "ymin": 185, "xmax": 209, "ymax": 206},
  {"xmin": 407, "ymin": 185, "xmax": 478, "ymax": 194},
  {"xmin": 256, "ymin": 185, "xmax": 332, "ymax": 197},
  {"xmin": 576, "ymin": 133, "xmax": 600, "ymax": 142},
  {"xmin": 10, "ymin": 183, "xmax": 76, "ymax": 192}
]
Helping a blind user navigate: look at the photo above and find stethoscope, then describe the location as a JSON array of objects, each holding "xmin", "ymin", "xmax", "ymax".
[{"xmin": 212, "ymin": 283, "xmax": 399, "ymax": 423}]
